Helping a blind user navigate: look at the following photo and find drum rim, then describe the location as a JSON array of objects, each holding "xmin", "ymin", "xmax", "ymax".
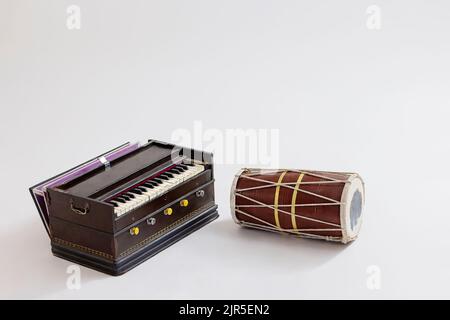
[
  {"xmin": 340, "ymin": 173, "xmax": 365, "ymax": 243},
  {"xmin": 230, "ymin": 168, "xmax": 247, "ymax": 225}
]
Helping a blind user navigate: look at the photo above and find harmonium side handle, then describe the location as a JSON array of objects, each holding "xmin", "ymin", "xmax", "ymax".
[
  {"xmin": 70, "ymin": 200, "xmax": 89, "ymax": 215},
  {"xmin": 47, "ymin": 188, "xmax": 115, "ymax": 233}
]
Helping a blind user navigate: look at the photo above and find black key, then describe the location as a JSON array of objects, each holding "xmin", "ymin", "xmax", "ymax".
[
  {"xmin": 147, "ymin": 180, "xmax": 158, "ymax": 187},
  {"xmin": 120, "ymin": 194, "xmax": 131, "ymax": 201},
  {"xmin": 153, "ymin": 178, "xmax": 163, "ymax": 184},
  {"xmin": 179, "ymin": 164, "xmax": 188, "ymax": 170},
  {"xmin": 175, "ymin": 166, "xmax": 186, "ymax": 172},
  {"xmin": 136, "ymin": 186, "xmax": 147, "ymax": 192},
  {"xmin": 163, "ymin": 172, "xmax": 174, "ymax": 178},
  {"xmin": 143, "ymin": 182, "xmax": 154, "ymax": 188},
  {"xmin": 109, "ymin": 201, "xmax": 118, "ymax": 207},
  {"xmin": 114, "ymin": 197, "xmax": 126, "ymax": 203},
  {"xmin": 169, "ymin": 168, "xmax": 181, "ymax": 174},
  {"xmin": 159, "ymin": 175, "xmax": 169, "ymax": 180},
  {"xmin": 185, "ymin": 163, "xmax": 194, "ymax": 166},
  {"xmin": 125, "ymin": 192, "xmax": 135, "ymax": 198},
  {"xmin": 130, "ymin": 189, "xmax": 142, "ymax": 195},
  {"xmin": 147, "ymin": 179, "xmax": 159, "ymax": 186}
]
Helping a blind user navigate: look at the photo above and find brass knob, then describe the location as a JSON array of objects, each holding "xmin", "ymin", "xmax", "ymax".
[
  {"xmin": 164, "ymin": 207, "xmax": 173, "ymax": 216},
  {"xmin": 130, "ymin": 226, "xmax": 140, "ymax": 236},
  {"xmin": 180, "ymin": 199, "xmax": 189, "ymax": 207}
]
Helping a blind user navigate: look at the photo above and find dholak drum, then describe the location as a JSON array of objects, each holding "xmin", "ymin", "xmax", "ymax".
[{"xmin": 230, "ymin": 168, "xmax": 365, "ymax": 243}]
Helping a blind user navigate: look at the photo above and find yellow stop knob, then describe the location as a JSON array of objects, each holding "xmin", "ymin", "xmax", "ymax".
[
  {"xmin": 180, "ymin": 199, "xmax": 189, "ymax": 207},
  {"xmin": 164, "ymin": 207, "xmax": 173, "ymax": 216},
  {"xmin": 130, "ymin": 227, "xmax": 140, "ymax": 236}
]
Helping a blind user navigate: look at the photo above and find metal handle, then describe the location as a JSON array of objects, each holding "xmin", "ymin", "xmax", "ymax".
[{"xmin": 70, "ymin": 200, "xmax": 89, "ymax": 215}]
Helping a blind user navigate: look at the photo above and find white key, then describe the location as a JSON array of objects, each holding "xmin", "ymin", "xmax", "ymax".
[
  {"xmin": 161, "ymin": 177, "xmax": 176, "ymax": 185},
  {"xmin": 168, "ymin": 171, "xmax": 182, "ymax": 182},
  {"xmin": 139, "ymin": 187, "xmax": 157, "ymax": 201},
  {"xmin": 117, "ymin": 198, "xmax": 134, "ymax": 213},
  {"xmin": 195, "ymin": 164, "xmax": 205, "ymax": 173},
  {"xmin": 129, "ymin": 194, "xmax": 147, "ymax": 208},
  {"xmin": 166, "ymin": 173, "xmax": 182, "ymax": 184},
  {"xmin": 140, "ymin": 188, "xmax": 153, "ymax": 200},
  {"xmin": 158, "ymin": 173, "xmax": 175, "ymax": 184},
  {"xmin": 156, "ymin": 181, "xmax": 172, "ymax": 194},
  {"xmin": 124, "ymin": 192, "xmax": 146, "ymax": 209},
  {"xmin": 171, "ymin": 174, "xmax": 183, "ymax": 186},
  {"xmin": 175, "ymin": 167, "xmax": 192, "ymax": 182},
  {"xmin": 186, "ymin": 165, "xmax": 201, "ymax": 178},
  {"xmin": 148, "ymin": 182, "xmax": 165, "ymax": 197},
  {"xmin": 184, "ymin": 165, "xmax": 201, "ymax": 180},
  {"xmin": 111, "ymin": 200, "xmax": 127, "ymax": 216}
]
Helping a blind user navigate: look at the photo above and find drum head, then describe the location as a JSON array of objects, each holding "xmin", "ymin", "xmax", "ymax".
[{"xmin": 340, "ymin": 174, "xmax": 365, "ymax": 243}]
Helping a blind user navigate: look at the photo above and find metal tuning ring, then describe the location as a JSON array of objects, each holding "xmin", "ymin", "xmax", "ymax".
[
  {"xmin": 147, "ymin": 217, "xmax": 156, "ymax": 225},
  {"xmin": 70, "ymin": 200, "xmax": 89, "ymax": 215},
  {"xmin": 196, "ymin": 190, "xmax": 205, "ymax": 198}
]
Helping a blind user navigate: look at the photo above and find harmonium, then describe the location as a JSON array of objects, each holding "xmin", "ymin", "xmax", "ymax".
[{"xmin": 29, "ymin": 140, "xmax": 219, "ymax": 275}]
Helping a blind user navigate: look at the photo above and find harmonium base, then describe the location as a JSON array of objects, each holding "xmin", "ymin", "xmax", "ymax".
[{"xmin": 51, "ymin": 205, "xmax": 218, "ymax": 276}]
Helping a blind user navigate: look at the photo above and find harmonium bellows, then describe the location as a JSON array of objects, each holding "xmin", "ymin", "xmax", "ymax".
[{"xmin": 30, "ymin": 140, "xmax": 218, "ymax": 275}]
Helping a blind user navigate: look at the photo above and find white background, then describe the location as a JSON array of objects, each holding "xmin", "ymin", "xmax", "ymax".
[{"xmin": 1, "ymin": 0, "xmax": 450, "ymax": 299}]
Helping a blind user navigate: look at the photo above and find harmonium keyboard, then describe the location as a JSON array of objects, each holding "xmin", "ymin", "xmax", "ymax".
[{"xmin": 29, "ymin": 139, "xmax": 219, "ymax": 275}]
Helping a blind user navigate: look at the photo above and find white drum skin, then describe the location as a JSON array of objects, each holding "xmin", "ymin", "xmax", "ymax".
[{"xmin": 339, "ymin": 174, "xmax": 365, "ymax": 243}]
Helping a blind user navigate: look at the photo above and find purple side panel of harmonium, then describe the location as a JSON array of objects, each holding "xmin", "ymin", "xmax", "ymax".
[{"xmin": 31, "ymin": 142, "xmax": 141, "ymax": 235}]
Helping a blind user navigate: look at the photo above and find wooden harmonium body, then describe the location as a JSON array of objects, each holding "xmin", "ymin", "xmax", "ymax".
[{"xmin": 30, "ymin": 140, "xmax": 218, "ymax": 275}]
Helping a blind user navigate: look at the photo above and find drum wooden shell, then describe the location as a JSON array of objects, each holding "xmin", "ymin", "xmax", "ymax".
[{"xmin": 230, "ymin": 168, "xmax": 365, "ymax": 243}]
